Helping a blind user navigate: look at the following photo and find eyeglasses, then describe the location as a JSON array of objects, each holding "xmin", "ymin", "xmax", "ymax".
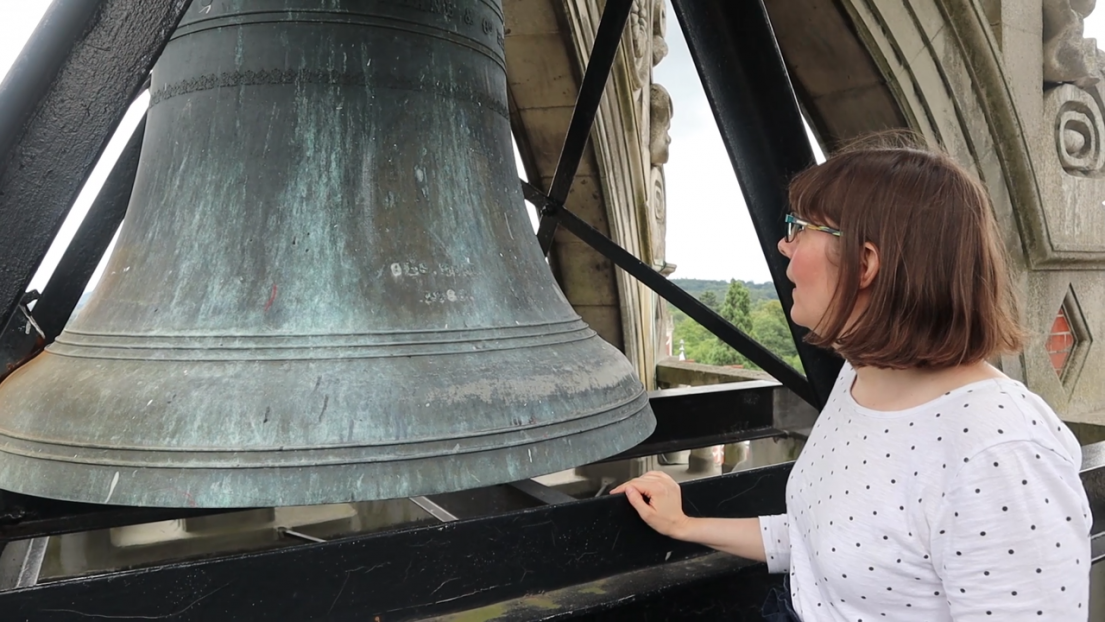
[{"xmin": 785, "ymin": 213, "xmax": 841, "ymax": 243}]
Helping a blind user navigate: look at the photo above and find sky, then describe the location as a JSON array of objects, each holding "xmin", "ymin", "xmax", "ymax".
[
  {"xmin": 2, "ymin": 4, "xmax": 1104, "ymax": 292},
  {"xmin": 653, "ymin": 18, "xmax": 777, "ymax": 283}
]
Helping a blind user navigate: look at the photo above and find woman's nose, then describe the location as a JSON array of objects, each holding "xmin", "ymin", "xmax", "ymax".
[{"xmin": 778, "ymin": 236, "xmax": 792, "ymax": 258}]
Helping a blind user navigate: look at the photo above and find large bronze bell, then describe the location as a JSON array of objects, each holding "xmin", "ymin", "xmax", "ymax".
[{"xmin": 0, "ymin": 0, "xmax": 654, "ymax": 507}]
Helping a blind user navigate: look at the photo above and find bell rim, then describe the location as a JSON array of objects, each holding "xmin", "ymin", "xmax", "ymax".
[
  {"xmin": 0, "ymin": 390, "xmax": 649, "ymax": 467},
  {"xmin": 0, "ymin": 401, "xmax": 655, "ymax": 507}
]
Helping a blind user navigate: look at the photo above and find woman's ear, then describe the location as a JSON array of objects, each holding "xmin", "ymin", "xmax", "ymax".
[{"xmin": 859, "ymin": 242, "xmax": 880, "ymax": 289}]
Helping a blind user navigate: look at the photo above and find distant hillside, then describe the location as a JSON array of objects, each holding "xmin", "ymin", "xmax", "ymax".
[{"xmin": 669, "ymin": 278, "xmax": 779, "ymax": 307}]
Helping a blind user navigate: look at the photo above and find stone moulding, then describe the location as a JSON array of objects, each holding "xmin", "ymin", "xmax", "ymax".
[
  {"xmin": 1048, "ymin": 84, "xmax": 1105, "ymax": 175},
  {"xmin": 845, "ymin": 0, "xmax": 1105, "ymax": 268}
]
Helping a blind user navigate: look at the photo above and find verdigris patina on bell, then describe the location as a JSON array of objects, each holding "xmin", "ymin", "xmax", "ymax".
[{"xmin": 0, "ymin": 0, "xmax": 654, "ymax": 507}]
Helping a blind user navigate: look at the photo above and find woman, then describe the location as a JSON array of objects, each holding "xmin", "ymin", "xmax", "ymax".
[{"xmin": 613, "ymin": 140, "xmax": 1092, "ymax": 621}]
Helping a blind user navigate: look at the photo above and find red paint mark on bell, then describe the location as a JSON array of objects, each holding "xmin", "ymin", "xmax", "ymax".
[
  {"xmin": 168, "ymin": 486, "xmax": 198, "ymax": 508},
  {"xmin": 264, "ymin": 283, "xmax": 278, "ymax": 312}
]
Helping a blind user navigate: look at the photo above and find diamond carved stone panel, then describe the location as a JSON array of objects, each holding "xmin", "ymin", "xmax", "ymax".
[
  {"xmin": 1046, "ymin": 308, "xmax": 1075, "ymax": 374},
  {"xmin": 1046, "ymin": 286, "xmax": 1091, "ymax": 389}
]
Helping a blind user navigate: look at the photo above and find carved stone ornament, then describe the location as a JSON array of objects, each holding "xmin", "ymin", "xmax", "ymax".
[
  {"xmin": 649, "ymin": 83, "xmax": 673, "ymax": 166},
  {"xmin": 1046, "ymin": 83, "xmax": 1105, "ymax": 174},
  {"xmin": 628, "ymin": 0, "xmax": 667, "ymax": 91},
  {"xmin": 629, "ymin": 0, "xmax": 652, "ymax": 90},
  {"xmin": 1043, "ymin": 0, "xmax": 1101, "ymax": 87},
  {"xmin": 650, "ymin": 166, "xmax": 667, "ymax": 265},
  {"xmin": 651, "ymin": 1, "xmax": 668, "ymax": 68}
]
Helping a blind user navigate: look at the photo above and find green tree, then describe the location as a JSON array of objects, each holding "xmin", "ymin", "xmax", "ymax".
[
  {"xmin": 751, "ymin": 300, "xmax": 796, "ymax": 359},
  {"xmin": 698, "ymin": 290, "xmax": 720, "ymax": 311},
  {"xmin": 667, "ymin": 280, "xmax": 805, "ymax": 375},
  {"xmin": 751, "ymin": 299, "xmax": 804, "ymax": 373},
  {"xmin": 701, "ymin": 280, "xmax": 754, "ymax": 367},
  {"xmin": 719, "ymin": 279, "xmax": 753, "ymax": 334}
]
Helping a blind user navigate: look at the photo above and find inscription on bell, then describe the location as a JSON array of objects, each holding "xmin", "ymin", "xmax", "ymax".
[
  {"xmin": 423, "ymin": 289, "xmax": 470, "ymax": 304},
  {"xmin": 389, "ymin": 262, "xmax": 475, "ymax": 278}
]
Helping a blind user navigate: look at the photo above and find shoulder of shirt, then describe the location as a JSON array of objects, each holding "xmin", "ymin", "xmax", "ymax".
[{"xmin": 925, "ymin": 379, "xmax": 1082, "ymax": 470}]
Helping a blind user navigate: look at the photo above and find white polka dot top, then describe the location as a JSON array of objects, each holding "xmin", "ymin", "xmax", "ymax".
[{"xmin": 759, "ymin": 363, "xmax": 1092, "ymax": 621}]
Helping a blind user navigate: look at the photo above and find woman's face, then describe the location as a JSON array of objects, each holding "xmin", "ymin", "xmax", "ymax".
[{"xmin": 778, "ymin": 222, "xmax": 841, "ymax": 331}]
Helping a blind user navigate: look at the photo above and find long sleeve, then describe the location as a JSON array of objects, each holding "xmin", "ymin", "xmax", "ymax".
[
  {"xmin": 931, "ymin": 441, "xmax": 1091, "ymax": 620},
  {"xmin": 759, "ymin": 513, "xmax": 791, "ymax": 573}
]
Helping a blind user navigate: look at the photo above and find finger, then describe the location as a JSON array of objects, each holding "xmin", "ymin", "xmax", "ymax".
[
  {"xmin": 624, "ymin": 486, "xmax": 654, "ymax": 515},
  {"xmin": 610, "ymin": 480, "xmax": 637, "ymax": 495},
  {"xmin": 621, "ymin": 480, "xmax": 662, "ymax": 500}
]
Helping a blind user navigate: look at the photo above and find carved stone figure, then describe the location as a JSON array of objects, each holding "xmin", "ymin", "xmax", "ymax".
[
  {"xmin": 650, "ymin": 166, "xmax": 667, "ymax": 264},
  {"xmin": 649, "ymin": 83, "xmax": 673, "ymax": 166},
  {"xmin": 1043, "ymin": 0, "xmax": 1101, "ymax": 86}
]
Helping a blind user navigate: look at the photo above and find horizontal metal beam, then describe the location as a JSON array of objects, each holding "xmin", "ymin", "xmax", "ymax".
[
  {"xmin": 597, "ymin": 381, "xmax": 782, "ymax": 462},
  {"xmin": 0, "ymin": 490, "xmax": 235, "ymax": 544},
  {"xmin": 1081, "ymin": 440, "xmax": 1105, "ymax": 536},
  {"xmin": 0, "ymin": 464, "xmax": 791, "ymax": 621},
  {"xmin": 410, "ymin": 497, "xmax": 459, "ymax": 523},
  {"xmin": 425, "ymin": 552, "xmax": 776, "ymax": 621},
  {"xmin": 0, "ymin": 537, "xmax": 47, "ymax": 591}
]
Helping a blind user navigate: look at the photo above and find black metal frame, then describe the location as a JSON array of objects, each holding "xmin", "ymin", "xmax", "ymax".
[{"xmin": 0, "ymin": 0, "xmax": 1100, "ymax": 620}]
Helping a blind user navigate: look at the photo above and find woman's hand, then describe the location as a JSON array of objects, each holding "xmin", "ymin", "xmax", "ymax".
[{"xmin": 610, "ymin": 470, "xmax": 691, "ymax": 539}]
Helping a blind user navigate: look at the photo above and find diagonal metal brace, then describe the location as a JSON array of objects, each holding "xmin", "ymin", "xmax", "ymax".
[{"xmin": 527, "ymin": 181, "xmax": 817, "ymax": 406}]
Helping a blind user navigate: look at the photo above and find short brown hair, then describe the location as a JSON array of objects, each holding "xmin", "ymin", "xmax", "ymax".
[{"xmin": 788, "ymin": 135, "xmax": 1024, "ymax": 369}]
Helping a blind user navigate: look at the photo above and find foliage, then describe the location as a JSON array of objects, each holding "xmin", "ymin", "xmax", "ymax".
[
  {"xmin": 698, "ymin": 290, "xmax": 720, "ymax": 311},
  {"xmin": 670, "ymin": 279, "xmax": 804, "ymax": 374},
  {"xmin": 670, "ymin": 278, "xmax": 780, "ymax": 306}
]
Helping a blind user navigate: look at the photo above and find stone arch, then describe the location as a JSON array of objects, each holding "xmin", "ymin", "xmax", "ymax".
[{"xmin": 767, "ymin": 0, "xmax": 1105, "ymax": 419}]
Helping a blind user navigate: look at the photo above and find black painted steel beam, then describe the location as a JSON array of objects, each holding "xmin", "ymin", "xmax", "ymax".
[
  {"xmin": 0, "ymin": 489, "xmax": 234, "ymax": 544},
  {"xmin": 0, "ymin": 295, "xmax": 43, "ymax": 379},
  {"xmin": 0, "ymin": 464, "xmax": 791, "ymax": 621},
  {"xmin": 0, "ymin": 115, "xmax": 145, "ymax": 383},
  {"xmin": 0, "ymin": 0, "xmax": 191, "ymax": 332},
  {"xmin": 425, "ymin": 553, "xmax": 777, "ymax": 621},
  {"xmin": 601, "ymin": 380, "xmax": 782, "ymax": 462},
  {"xmin": 1081, "ymin": 441, "xmax": 1105, "ymax": 536},
  {"xmin": 671, "ymin": 0, "xmax": 842, "ymax": 407},
  {"xmin": 535, "ymin": 0, "xmax": 633, "ymax": 255},
  {"xmin": 33, "ymin": 116, "xmax": 146, "ymax": 344}
]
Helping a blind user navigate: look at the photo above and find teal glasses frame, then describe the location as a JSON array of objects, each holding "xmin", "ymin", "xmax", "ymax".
[{"xmin": 784, "ymin": 214, "xmax": 841, "ymax": 243}]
